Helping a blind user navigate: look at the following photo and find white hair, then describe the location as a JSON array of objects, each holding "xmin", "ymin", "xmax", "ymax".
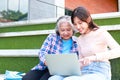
[{"xmin": 55, "ymin": 15, "xmax": 76, "ymax": 35}]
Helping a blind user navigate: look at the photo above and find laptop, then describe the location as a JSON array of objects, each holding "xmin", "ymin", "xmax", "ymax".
[{"xmin": 45, "ymin": 54, "xmax": 81, "ymax": 76}]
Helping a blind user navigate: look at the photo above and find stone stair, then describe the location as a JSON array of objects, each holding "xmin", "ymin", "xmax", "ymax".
[{"xmin": 0, "ymin": 74, "xmax": 4, "ymax": 80}]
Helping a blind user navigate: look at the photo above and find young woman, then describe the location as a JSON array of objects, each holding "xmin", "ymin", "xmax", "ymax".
[
  {"xmin": 22, "ymin": 15, "xmax": 78, "ymax": 80},
  {"xmin": 48, "ymin": 6, "xmax": 120, "ymax": 80}
]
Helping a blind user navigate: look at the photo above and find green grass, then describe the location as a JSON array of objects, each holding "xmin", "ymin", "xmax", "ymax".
[
  {"xmin": 94, "ymin": 18, "xmax": 120, "ymax": 26},
  {"xmin": 0, "ymin": 35, "xmax": 48, "ymax": 49},
  {"xmin": 110, "ymin": 58, "xmax": 120, "ymax": 80},
  {"xmin": 109, "ymin": 30, "xmax": 120, "ymax": 44},
  {"xmin": 0, "ymin": 57, "xmax": 39, "ymax": 74},
  {"xmin": 0, "ymin": 23, "xmax": 55, "ymax": 33}
]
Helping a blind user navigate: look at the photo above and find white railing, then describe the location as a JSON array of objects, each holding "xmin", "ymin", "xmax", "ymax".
[
  {"xmin": 0, "ymin": 18, "xmax": 57, "ymax": 28},
  {"xmin": 91, "ymin": 12, "xmax": 120, "ymax": 19},
  {"xmin": 0, "ymin": 29, "xmax": 55, "ymax": 37},
  {"xmin": 0, "ymin": 49, "xmax": 39, "ymax": 57}
]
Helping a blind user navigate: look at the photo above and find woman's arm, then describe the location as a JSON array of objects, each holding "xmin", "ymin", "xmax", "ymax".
[
  {"xmin": 38, "ymin": 34, "xmax": 54, "ymax": 65},
  {"xmin": 95, "ymin": 30, "xmax": 120, "ymax": 60}
]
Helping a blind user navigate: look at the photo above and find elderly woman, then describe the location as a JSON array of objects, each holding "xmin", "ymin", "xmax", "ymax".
[{"xmin": 22, "ymin": 15, "xmax": 78, "ymax": 80}]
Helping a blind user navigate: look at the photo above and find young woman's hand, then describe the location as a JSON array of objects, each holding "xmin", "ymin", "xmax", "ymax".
[{"xmin": 79, "ymin": 55, "xmax": 96, "ymax": 67}]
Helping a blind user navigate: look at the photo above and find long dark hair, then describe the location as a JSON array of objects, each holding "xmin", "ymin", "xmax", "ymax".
[{"xmin": 71, "ymin": 6, "xmax": 98, "ymax": 30}]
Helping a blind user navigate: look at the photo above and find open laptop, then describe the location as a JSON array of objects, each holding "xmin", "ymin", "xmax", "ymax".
[{"xmin": 45, "ymin": 54, "xmax": 81, "ymax": 76}]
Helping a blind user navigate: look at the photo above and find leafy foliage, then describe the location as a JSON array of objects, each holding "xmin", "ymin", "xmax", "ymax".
[{"xmin": 0, "ymin": 10, "xmax": 27, "ymax": 21}]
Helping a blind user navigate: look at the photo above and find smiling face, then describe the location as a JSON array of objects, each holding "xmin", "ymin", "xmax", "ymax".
[
  {"xmin": 58, "ymin": 22, "xmax": 73, "ymax": 40},
  {"xmin": 73, "ymin": 17, "xmax": 91, "ymax": 35}
]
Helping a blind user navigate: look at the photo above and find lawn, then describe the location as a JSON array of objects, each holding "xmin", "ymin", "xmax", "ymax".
[{"xmin": 0, "ymin": 57, "xmax": 38, "ymax": 73}]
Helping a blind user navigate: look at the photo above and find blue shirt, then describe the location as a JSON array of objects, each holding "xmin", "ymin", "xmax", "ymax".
[{"xmin": 62, "ymin": 38, "xmax": 73, "ymax": 54}]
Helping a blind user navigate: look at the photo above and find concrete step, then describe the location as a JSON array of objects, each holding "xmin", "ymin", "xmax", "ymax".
[{"xmin": 0, "ymin": 74, "xmax": 4, "ymax": 80}]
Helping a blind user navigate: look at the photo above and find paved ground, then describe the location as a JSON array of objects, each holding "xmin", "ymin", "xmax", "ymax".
[{"xmin": 0, "ymin": 74, "xmax": 4, "ymax": 80}]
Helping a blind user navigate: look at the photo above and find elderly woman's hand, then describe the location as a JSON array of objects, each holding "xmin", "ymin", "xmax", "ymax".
[{"xmin": 44, "ymin": 60, "xmax": 47, "ymax": 66}]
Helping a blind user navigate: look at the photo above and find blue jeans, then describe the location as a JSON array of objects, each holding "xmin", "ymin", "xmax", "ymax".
[{"xmin": 48, "ymin": 62, "xmax": 111, "ymax": 80}]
